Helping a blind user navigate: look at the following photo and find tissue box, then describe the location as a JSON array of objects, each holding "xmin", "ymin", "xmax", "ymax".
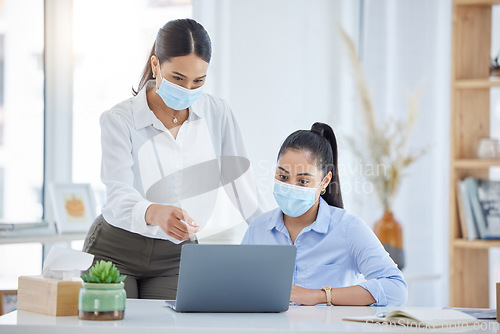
[{"xmin": 17, "ymin": 276, "xmax": 82, "ymax": 316}]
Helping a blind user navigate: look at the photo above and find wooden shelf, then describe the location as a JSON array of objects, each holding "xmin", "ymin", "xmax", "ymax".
[
  {"xmin": 0, "ymin": 233, "xmax": 86, "ymax": 245},
  {"xmin": 454, "ymin": 158, "xmax": 500, "ymax": 168},
  {"xmin": 449, "ymin": 1, "xmax": 497, "ymax": 308},
  {"xmin": 453, "ymin": 238, "xmax": 500, "ymax": 248},
  {"xmin": 455, "ymin": 0, "xmax": 500, "ymax": 5},
  {"xmin": 454, "ymin": 78, "xmax": 500, "ymax": 89}
]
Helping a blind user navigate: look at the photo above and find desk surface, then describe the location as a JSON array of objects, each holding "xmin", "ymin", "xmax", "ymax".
[{"xmin": 0, "ymin": 299, "xmax": 498, "ymax": 334}]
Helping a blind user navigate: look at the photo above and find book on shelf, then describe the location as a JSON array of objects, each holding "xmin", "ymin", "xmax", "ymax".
[
  {"xmin": 342, "ymin": 307, "xmax": 481, "ymax": 328},
  {"xmin": 456, "ymin": 180, "xmax": 479, "ymax": 240},
  {"xmin": 464, "ymin": 177, "xmax": 500, "ymax": 240}
]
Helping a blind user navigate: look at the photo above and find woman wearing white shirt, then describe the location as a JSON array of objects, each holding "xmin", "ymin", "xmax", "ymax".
[{"xmin": 83, "ymin": 18, "xmax": 259, "ymax": 299}]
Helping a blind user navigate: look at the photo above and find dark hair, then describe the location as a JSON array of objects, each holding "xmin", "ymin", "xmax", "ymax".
[
  {"xmin": 132, "ymin": 18, "xmax": 212, "ymax": 95},
  {"xmin": 277, "ymin": 122, "xmax": 344, "ymax": 208}
]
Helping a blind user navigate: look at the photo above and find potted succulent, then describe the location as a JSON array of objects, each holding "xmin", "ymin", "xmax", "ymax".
[{"xmin": 78, "ymin": 260, "xmax": 126, "ymax": 320}]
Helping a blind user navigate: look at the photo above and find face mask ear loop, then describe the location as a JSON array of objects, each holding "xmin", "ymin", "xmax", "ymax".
[
  {"xmin": 156, "ymin": 59, "xmax": 164, "ymax": 90},
  {"xmin": 318, "ymin": 174, "xmax": 331, "ymax": 198},
  {"xmin": 321, "ymin": 170, "xmax": 334, "ymax": 190},
  {"xmin": 319, "ymin": 175, "xmax": 327, "ymax": 191}
]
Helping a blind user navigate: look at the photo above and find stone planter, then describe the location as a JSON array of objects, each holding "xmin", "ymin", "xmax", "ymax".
[{"xmin": 78, "ymin": 282, "xmax": 126, "ymax": 320}]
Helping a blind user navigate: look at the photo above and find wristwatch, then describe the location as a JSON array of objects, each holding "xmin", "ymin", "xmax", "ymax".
[{"xmin": 321, "ymin": 286, "xmax": 333, "ymax": 306}]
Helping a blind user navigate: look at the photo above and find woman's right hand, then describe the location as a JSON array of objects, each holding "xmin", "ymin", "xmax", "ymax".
[{"xmin": 145, "ymin": 204, "xmax": 200, "ymax": 241}]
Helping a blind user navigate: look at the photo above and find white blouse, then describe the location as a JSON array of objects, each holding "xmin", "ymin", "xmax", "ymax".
[{"xmin": 100, "ymin": 80, "xmax": 260, "ymax": 243}]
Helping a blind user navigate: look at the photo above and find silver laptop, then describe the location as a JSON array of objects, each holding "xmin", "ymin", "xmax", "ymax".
[{"xmin": 165, "ymin": 244, "xmax": 296, "ymax": 312}]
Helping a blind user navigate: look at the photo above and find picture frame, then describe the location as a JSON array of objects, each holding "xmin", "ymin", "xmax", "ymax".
[{"xmin": 48, "ymin": 183, "xmax": 96, "ymax": 234}]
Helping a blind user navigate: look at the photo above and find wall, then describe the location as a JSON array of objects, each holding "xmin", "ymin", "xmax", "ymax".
[
  {"xmin": 195, "ymin": 0, "xmax": 360, "ymax": 200},
  {"xmin": 360, "ymin": 0, "xmax": 451, "ymax": 306}
]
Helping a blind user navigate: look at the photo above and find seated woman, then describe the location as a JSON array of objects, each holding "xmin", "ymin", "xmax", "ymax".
[{"xmin": 241, "ymin": 122, "xmax": 407, "ymax": 306}]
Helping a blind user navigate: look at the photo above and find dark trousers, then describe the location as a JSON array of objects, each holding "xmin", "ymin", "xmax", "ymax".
[{"xmin": 82, "ymin": 214, "xmax": 196, "ymax": 299}]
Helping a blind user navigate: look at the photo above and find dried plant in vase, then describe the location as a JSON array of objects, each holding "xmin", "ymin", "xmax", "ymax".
[{"xmin": 339, "ymin": 25, "xmax": 426, "ymax": 269}]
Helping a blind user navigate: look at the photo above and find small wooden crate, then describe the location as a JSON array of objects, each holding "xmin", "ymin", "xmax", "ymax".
[{"xmin": 17, "ymin": 276, "xmax": 82, "ymax": 316}]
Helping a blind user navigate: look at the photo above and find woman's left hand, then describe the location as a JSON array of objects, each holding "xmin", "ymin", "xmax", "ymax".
[{"xmin": 290, "ymin": 285, "xmax": 325, "ymax": 306}]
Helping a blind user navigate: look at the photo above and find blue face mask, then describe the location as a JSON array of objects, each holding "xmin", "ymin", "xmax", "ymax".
[
  {"xmin": 273, "ymin": 179, "xmax": 323, "ymax": 217},
  {"xmin": 155, "ymin": 64, "xmax": 203, "ymax": 111}
]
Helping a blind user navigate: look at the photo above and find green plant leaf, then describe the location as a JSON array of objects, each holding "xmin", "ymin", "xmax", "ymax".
[{"xmin": 82, "ymin": 260, "xmax": 125, "ymax": 284}]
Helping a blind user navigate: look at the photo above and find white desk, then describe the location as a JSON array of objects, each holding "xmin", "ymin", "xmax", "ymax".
[{"xmin": 0, "ymin": 299, "xmax": 498, "ymax": 334}]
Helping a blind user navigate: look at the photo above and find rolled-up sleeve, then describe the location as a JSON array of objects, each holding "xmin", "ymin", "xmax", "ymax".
[
  {"xmin": 346, "ymin": 217, "xmax": 408, "ymax": 306},
  {"xmin": 100, "ymin": 111, "xmax": 158, "ymax": 235}
]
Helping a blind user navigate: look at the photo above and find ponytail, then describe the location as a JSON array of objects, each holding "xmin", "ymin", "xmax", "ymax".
[
  {"xmin": 310, "ymin": 123, "xmax": 343, "ymax": 208},
  {"xmin": 132, "ymin": 43, "xmax": 155, "ymax": 96},
  {"xmin": 277, "ymin": 122, "xmax": 344, "ymax": 208}
]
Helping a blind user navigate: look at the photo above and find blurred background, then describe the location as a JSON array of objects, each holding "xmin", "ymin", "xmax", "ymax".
[{"xmin": 0, "ymin": 0, "xmax": 499, "ymax": 309}]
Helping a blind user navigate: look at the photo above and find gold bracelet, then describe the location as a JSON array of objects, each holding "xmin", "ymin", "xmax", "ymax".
[{"xmin": 321, "ymin": 286, "xmax": 332, "ymax": 306}]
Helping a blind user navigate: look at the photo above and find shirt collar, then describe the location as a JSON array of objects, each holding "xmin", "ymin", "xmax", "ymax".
[
  {"xmin": 265, "ymin": 208, "xmax": 285, "ymax": 231},
  {"xmin": 265, "ymin": 197, "xmax": 330, "ymax": 234},
  {"xmin": 132, "ymin": 80, "xmax": 201, "ymax": 130},
  {"xmin": 309, "ymin": 197, "xmax": 330, "ymax": 234}
]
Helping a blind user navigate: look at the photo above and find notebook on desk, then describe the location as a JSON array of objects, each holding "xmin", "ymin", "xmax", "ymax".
[
  {"xmin": 165, "ymin": 244, "xmax": 296, "ymax": 312},
  {"xmin": 343, "ymin": 307, "xmax": 482, "ymax": 328}
]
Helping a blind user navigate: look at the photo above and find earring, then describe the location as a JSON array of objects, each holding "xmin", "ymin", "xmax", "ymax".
[{"xmin": 321, "ymin": 189, "xmax": 326, "ymax": 195}]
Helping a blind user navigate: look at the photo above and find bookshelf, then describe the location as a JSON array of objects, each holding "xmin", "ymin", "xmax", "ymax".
[
  {"xmin": 449, "ymin": 0, "xmax": 500, "ymax": 307},
  {"xmin": 454, "ymin": 79, "xmax": 500, "ymax": 89},
  {"xmin": 453, "ymin": 239, "xmax": 500, "ymax": 249}
]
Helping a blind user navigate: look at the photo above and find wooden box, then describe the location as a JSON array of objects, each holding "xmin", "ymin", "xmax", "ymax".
[{"xmin": 17, "ymin": 276, "xmax": 82, "ymax": 316}]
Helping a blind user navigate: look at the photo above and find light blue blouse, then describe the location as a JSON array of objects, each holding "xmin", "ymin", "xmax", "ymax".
[{"xmin": 241, "ymin": 197, "xmax": 407, "ymax": 306}]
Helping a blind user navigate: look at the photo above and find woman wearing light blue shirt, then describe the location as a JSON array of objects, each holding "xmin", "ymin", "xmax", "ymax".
[{"xmin": 241, "ymin": 123, "xmax": 407, "ymax": 306}]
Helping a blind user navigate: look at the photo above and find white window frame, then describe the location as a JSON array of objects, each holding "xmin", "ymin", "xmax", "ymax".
[{"xmin": 43, "ymin": 0, "xmax": 74, "ymax": 225}]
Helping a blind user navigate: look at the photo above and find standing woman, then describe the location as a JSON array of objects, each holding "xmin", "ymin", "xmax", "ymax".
[{"xmin": 83, "ymin": 19, "xmax": 259, "ymax": 299}]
